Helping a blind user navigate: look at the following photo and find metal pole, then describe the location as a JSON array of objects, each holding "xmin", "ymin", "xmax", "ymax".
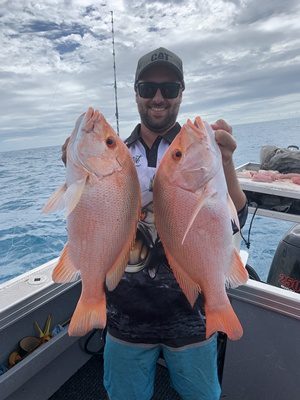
[{"xmin": 111, "ymin": 11, "xmax": 119, "ymax": 135}]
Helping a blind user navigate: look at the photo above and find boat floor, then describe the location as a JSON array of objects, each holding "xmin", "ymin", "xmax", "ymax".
[{"xmin": 49, "ymin": 354, "xmax": 182, "ymax": 400}]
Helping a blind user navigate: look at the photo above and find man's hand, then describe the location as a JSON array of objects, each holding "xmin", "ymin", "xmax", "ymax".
[
  {"xmin": 211, "ymin": 119, "xmax": 236, "ymax": 166},
  {"xmin": 61, "ymin": 137, "xmax": 70, "ymax": 165}
]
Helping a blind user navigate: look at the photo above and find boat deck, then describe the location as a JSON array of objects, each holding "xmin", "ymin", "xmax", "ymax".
[{"xmin": 49, "ymin": 354, "xmax": 182, "ymax": 400}]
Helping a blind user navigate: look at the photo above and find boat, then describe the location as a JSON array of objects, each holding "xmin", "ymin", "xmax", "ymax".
[{"xmin": 0, "ymin": 163, "xmax": 299, "ymax": 400}]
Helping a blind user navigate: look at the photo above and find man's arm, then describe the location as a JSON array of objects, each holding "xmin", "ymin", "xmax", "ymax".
[
  {"xmin": 211, "ymin": 119, "xmax": 247, "ymax": 212},
  {"xmin": 222, "ymin": 158, "xmax": 247, "ymax": 211}
]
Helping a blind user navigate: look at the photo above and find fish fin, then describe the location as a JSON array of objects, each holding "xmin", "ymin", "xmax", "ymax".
[
  {"xmin": 106, "ymin": 199, "xmax": 140, "ymax": 291},
  {"xmin": 43, "ymin": 177, "xmax": 87, "ymax": 216},
  {"xmin": 205, "ymin": 301, "xmax": 243, "ymax": 341},
  {"xmin": 227, "ymin": 193, "xmax": 240, "ymax": 231},
  {"xmin": 64, "ymin": 177, "xmax": 87, "ymax": 217},
  {"xmin": 181, "ymin": 191, "xmax": 207, "ymax": 244},
  {"xmin": 225, "ymin": 248, "xmax": 249, "ymax": 288},
  {"xmin": 182, "ymin": 187, "xmax": 217, "ymax": 244},
  {"xmin": 52, "ymin": 243, "xmax": 80, "ymax": 283},
  {"xmin": 164, "ymin": 248, "xmax": 200, "ymax": 307},
  {"xmin": 68, "ymin": 294, "xmax": 107, "ymax": 336},
  {"xmin": 42, "ymin": 184, "xmax": 67, "ymax": 213},
  {"xmin": 105, "ymin": 251, "xmax": 129, "ymax": 291},
  {"xmin": 105, "ymin": 237, "xmax": 135, "ymax": 291}
]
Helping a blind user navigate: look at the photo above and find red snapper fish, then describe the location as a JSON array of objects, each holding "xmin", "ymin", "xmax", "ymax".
[
  {"xmin": 43, "ymin": 107, "xmax": 141, "ymax": 336},
  {"xmin": 153, "ymin": 117, "xmax": 248, "ymax": 340}
]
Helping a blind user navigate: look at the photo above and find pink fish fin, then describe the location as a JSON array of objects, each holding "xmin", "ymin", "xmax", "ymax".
[
  {"xmin": 227, "ymin": 193, "xmax": 240, "ymax": 231},
  {"xmin": 164, "ymin": 248, "xmax": 200, "ymax": 307},
  {"xmin": 225, "ymin": 248, "xmax": 249, "ymax": 288},
  {"xmin": 42, "ymin": 184, "xmax": 67, "ymax": 213},
  {"xmin": 182, "ymin": 190, "xmax": 206, "ymax": 244},
  {"xmin": 52, "ymin": 243, "xmax": 80, "ymax": 283},
  {"xmin": 64, "ymin": 177, "xmax": 87, "ymax": 217},
  {"xmin": 205, "ymin": 301, "xmax": 243, "ymax": 341},
  {"xmin": 68, "ymin": 294, "xmax": 107, "ymax": 336},
  {"xmin": 105, "ymin": 235, "xmax": 136, "ymax": 291},
  {"xmin": 182, "ymin": 188, "xmax": 217, "ymax": 244},
  {"xmin": 105, "ymin": 251, "xmax": 129, "ymax": 291}
]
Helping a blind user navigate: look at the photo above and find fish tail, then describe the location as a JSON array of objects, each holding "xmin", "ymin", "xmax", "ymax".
[
  {"xmin": 205, "ymin": 302, "xmax": 243, "ymax": 341},
  {"xmin": 68, "ymin": 295, "xmax": 107, "ymax": 337}
]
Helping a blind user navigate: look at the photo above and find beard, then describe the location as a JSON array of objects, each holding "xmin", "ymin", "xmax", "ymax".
[{"xmin": 138, "ymin": 102, "xmax": 180, "ymax": 133}]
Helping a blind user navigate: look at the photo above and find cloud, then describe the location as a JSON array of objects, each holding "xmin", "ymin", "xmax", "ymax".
[
  {"xmin": 235, "ymin": 0, "xmax": 300, "ymax": 24},
  {"xmin": 55, "ymin": 40, "xmax": 81, "ymax": 55},
  {"xmin": 0, "ymin": 0, "xmax": 300, "ymax": 151}
]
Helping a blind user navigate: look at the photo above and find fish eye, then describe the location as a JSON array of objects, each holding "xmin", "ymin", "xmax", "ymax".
[
  {"xmin": 106, "ymin": 137, "xmax": 116, "ymax": 148},
  {"xmin": 172, "ymin": 149, "xmax": 182, "ymax": 160}
]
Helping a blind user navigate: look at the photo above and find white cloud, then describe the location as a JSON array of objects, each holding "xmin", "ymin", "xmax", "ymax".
[{"xmin": 0, "ymin": 0, "xmax": 300, "ymax": 151}]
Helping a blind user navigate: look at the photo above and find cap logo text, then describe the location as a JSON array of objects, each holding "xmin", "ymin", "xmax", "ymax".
[{"xmin": 151, "ymin": 52, "xmax": 170, "ymax": 62}]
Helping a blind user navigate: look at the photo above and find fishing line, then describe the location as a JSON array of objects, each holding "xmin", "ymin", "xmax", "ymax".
[
  {"xmin": 111, "ymin": 10, "xmax": 120, "ymax": 135},
  {"xmin": 239, "ymin": 202, "xmax": 259, "ymax": 249}
]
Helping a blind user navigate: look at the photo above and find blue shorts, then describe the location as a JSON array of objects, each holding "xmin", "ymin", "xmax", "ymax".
[{"xmin": 103, "ymin": 333, "xmax": 221, "ymax": 400}]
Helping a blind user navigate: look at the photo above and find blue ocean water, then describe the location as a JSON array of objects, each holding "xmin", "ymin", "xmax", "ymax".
[
  {"xmin": 0, "ymin": 117, "xmax": 299, "ymax": 284},
  {"xmin": 0, "ymin": 146, "xmax": 66, "ymax": 283}
]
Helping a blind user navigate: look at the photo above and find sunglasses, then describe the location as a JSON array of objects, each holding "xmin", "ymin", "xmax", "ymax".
[{"xmin": 136, "ymin": 82, "xmax": 182, "ymax": 99}]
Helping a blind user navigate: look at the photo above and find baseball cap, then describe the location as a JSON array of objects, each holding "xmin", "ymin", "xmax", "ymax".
[{"xmin": 134, "ymin": 47, "xmax": 185, "ymax": 90}]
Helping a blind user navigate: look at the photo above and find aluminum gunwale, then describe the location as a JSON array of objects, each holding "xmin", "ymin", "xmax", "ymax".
[{"xmin": 228, "ymin": 279, "xmax": 300, "ymax": 320}]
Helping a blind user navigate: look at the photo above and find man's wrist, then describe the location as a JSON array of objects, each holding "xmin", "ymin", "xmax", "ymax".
[{"xmin": 222, "ymin": 156, "xmax": 234, "ymax": 168}]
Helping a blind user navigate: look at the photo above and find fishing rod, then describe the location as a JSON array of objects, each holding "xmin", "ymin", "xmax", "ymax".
[{"xmin": 110, "ymin": 10, "xmax": 120, "ymax": 136}]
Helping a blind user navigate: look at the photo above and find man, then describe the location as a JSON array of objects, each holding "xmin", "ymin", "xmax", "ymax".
[
  {"xmin": 103, "ymin": 48, "xmax": 247, "ymax": 400},
  {"xmin": 62, "ymin": 47, "xmax": 248, "ymax": 400}
]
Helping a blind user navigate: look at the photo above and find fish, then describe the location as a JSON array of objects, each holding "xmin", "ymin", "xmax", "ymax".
[
  {"xmin": 43, "ymin": 107, "xmax": 141, "ymax": 336},
  {"xmin": 153, "ymin": 117, "xmax": 248, "ymax": 340}
]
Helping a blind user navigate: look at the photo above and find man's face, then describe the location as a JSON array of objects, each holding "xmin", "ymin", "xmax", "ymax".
[{"xmin": 135, "ymin": 65, "xmax": 183, "ymax": 134}]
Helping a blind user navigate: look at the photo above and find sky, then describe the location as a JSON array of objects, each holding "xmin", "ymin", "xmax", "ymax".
[{"xmin": 0, "ymin": 0, "xmax": 300, "ymax": 151}]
